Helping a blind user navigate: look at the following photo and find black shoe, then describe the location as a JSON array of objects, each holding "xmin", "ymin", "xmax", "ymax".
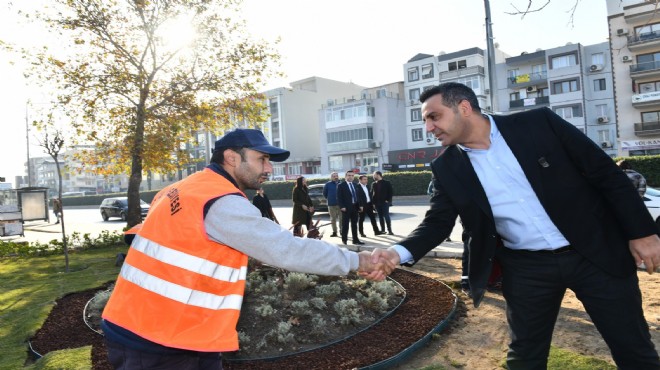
[
  {"xmin": 352, "ymin": 240, "xmax": 365, "ymax": 245},
  {"xmin": 342, "ymin": 240, "xmax": 347, "ymax": 245},
  {"xmin": 446, "ymin": 237, "xmax": 452, "ymax": 242},
  {"xmin": 360, "ymin": 233, "xmax": 367, "ymax": 238},
  {"xmin": 375, "ymin": 231, "xmax": 385, "ymax": 235},
  {"xmin": 388, "ymin": 231, "xmax": 394, "ymax": 235},
  {"xmin": 330, "ymin": 233, "xmax": 338, "ymax": 237}
]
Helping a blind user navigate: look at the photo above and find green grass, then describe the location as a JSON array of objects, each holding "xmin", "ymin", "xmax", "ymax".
[{"xmin": 0, "ymin": 244, "xmax": 126, "ymax": 370}]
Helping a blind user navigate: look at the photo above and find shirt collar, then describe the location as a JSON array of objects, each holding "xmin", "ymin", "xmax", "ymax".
[
  {"xmin": 457, "ymin": 114, "xmax": 498, "ymax": 152},
  {"xmin": 206, "ymin": 162, "xmax": 240, "ymax": 189}
]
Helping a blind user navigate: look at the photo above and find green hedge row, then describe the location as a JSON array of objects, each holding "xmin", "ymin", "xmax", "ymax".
[{"xmin": 60, "ymin": 154, "xmax": 660, "ymax": 205}]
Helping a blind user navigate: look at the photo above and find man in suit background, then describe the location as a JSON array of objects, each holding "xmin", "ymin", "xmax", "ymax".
[
  {"xmin": 371, "ymin": 171, "xmax": 394, "ymax": 235},
  {"xmin": 337, "ymin": 170, "xmax": 364, "ymax": 246},
  {"xmin": 371, "ymin": 82, "xmax": 660, "ymax": 369},
  {"xmin": 356, "ymin": 174, "xmax": 381, "ymax": 237}
]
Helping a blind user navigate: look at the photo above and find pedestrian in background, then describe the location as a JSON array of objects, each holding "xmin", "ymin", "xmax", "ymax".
[
  {"xmin": 52, "ymin": 197, "xmax": 62, "ymax": 224},
  {"xmin": 371, "ymin": 171, "xmax": 394, "ymax": 235},
  {"xmin": 617, "ymin": 159, "xmax": 647, "ymax": 198},
  {"xmin": 253, "ymin": 187, "xmax": 279, "ymax": 224},
  {"xmin": 356, "ymin": 174, "xmax": 380, "ymax": 237},
  {"xmin": 323, "ymin": 171, "xmax": 342, "ymax": 237},
  {"xmin": 337, "ymin": 170, "xmax": 364, "ymax": 245},
  {"xmin": 292, "ymin": 176, "xmax": 313, "ymax": 237}
]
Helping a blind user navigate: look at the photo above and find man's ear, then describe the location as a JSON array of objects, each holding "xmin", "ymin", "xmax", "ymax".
[
  {"xmin": 223, "ymin": 149, "xmax": 237, "ymax": 166},
  {"xmin": 459, "ymin": 99, "xmax": 472, "ymax": 116}
]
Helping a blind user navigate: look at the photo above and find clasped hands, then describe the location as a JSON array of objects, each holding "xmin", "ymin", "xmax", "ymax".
[{"xmin": 356, "ymin": 247, "xmax": 401, "ymax": 281}]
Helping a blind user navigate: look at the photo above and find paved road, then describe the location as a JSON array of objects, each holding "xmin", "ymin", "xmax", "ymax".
[{"xmin": 9, "ymin": 195, "xmax": 464, "ymax": 258}]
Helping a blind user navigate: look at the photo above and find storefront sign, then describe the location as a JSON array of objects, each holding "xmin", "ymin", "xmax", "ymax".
[{"xmin": 620, "ymin": 139, "xmax": 660, "ymax": 150}]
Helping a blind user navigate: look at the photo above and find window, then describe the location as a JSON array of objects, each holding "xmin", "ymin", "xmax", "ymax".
[
  {"xmin": 591, "ymin": 53, "xmax": 605, "ymax": 66},
  {"xmin": 409, "ymin": 88, "xmax": 420, "ymax": 102},
  {"xmin": 412, "ymin": 128, "xmax": 424, "ymax": 141},
  {"xmin": 593, "ymin": 79, "xmax": 606, "ymax": 91},
  {"xmin": 597, "ymin": 130, "xmax": 610, "ymax": 142},
  {"xmin": 376, "ymin": 88, "xmax": 387, "ymax": 98},
  {"xmin": 329, "ymin": 156, "xmax": 343, "ymax": 171},
  {"xmin": 639, "ymin": 81, "xmax": 660, "ymax": 93},
  {"xmin": 531, "ymin": 64, "xmax": 547, "ymax": 79},
  {"xmin": 635, "ymin": 22, "xmax": 660, "ymax": 39},
  {"xmin": 550, "ymin": 53, "xmax": 578, "ymax": 69},
  {"xmin": 636, "ymin": 52, "xmax": 660, "ymax": 71},
  {"xmin": 595, "ymin": 104, "xmax": 608, "ymax": 117},
  {"xmin": 554, "ymin": 105, "xmax": 582, "ymax": 119},
  {"xmin": 411, "ymin": 108, "xmax": 422, "ymax": 121},
  {"xmin": 552, "ymin": 79, "xmax": 579, "ymax": 94},
  {"xmin": 408, "ymin": 67, "xmax": 419, "ymax": 81},
  {"xmin": 326, "ymin": 128, "xmax": 374, "ymax": 144},
  {"xmin": 448, "ymin": 59, "xmax": 467, "ymax": 71},
  {"xmin": 458, "ymin": 76, "xmax": 480, "ymax": 90},
  {"xmin": 421, "ymin": 63, "xmax": 434, "ymax": 79},
  {"xmin": 510, "ymin": 92, "xmax": 520, "ymax": 101},
  {"xmin": 288, "ymin": 165, "xmax": 302, "ymax": 175},
  {"xmin": 642, "ymin": 111, "xmax": 660, "ymax": 123}
]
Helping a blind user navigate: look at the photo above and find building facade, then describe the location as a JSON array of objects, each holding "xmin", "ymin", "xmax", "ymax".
[{"xmin": 608, "ymin": 0, "xmax": 660, "ymax": 156}]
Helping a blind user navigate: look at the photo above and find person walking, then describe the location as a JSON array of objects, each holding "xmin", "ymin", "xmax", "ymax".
[
  {"xmin": 252, "ymin": 187, "xmax": 278, "ymax": 224},
  {"xmin": 52, "ymin": 197, "xmax": 62, "ymax": 224},
  {"xmin": 101, "ymin": 128, "xmax": 393, "ymax": 369},
  {"xmin": 337, "ymin": 170, "xmax": 364, "ymax": 245},
  {"xmin": 291, "ymin": 176, "xmax": 314, "ymax": 237},
  {"xmin": 356, "ymin": 174, "xmax": 380, "ymax": 237},
  {"xmin": 371, "ymin": 171, "xmax": 393, "ymax": 235},
  {"xmin": 371, "ymin": 82, "xmax": 660, "ymax": 369},
  {"xmin": 323, "ymin": 172, "xmax": 342, "ymax": 237},
  {"xmin": 617, "ymin": 159, "xmax": 647, "ymax": 198}
]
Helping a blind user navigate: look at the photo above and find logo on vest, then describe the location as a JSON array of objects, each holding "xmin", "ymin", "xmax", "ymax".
[{"xmin": 167, "ymin": 187, "xmax": 183, "ymax": 216}]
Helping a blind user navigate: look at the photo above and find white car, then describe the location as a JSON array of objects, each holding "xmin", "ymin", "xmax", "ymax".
[{"xmin": 644, "ymin": 187, "xmax": 660, "ymax": 232}]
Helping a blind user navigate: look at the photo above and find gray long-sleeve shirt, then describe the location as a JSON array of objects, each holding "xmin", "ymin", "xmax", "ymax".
[{"xmin": 205, "ymin": 194, "xmax": 359, "ymax": 275}]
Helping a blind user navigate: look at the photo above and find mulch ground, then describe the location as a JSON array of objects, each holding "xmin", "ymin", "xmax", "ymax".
[{"xmin": 29, "ymin": 269, "xmax": 456, "ymax": 370}]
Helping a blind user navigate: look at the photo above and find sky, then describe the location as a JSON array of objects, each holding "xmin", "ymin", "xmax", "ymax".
[{"xmin": 0, "ymin": 0, "xmax": 610, "ymax": 187}]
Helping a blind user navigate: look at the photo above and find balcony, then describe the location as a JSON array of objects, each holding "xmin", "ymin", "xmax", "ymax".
[
  {"xmin": 509, "ymin": 96, "xmax": 550, "ymax": 109},
  {"xmin": 629, "ymin": 60, "xmax": 660, "ymax": 78},
  {"xmin": 507, "ymin": 72, "xmax": 547, "ymax": 89},
  {"xmin": 327, "ymin": 139, "xmax": 374, "ymax": 153},
  {"xmin": 627, "ymin": 31, "xmax": 660, "ymax": 51},
  {"xmin": 632, "ymin": 90, "xmax": 660, "ymax": 107},
  {"xmin": 439, "ymin": 65, "xmax": 484, "ymax": 81},
  {"xmin": 634, "ymin": 121, "xmax": 660, "ymax": 136}
]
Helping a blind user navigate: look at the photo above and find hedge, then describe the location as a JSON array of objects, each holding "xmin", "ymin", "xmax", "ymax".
[{"xmin": 58, "ymin": 155, "xmax": 660, "ymax": 205}]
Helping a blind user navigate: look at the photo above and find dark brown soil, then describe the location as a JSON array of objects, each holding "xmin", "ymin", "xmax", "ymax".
[{"xmin": 29, "ymin": 269, "xmax": 456, "ymax": 370}]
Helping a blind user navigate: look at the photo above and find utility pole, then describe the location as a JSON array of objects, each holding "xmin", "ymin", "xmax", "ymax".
[
  {"xmin": 25, "ymin": 101, "xmax": 32, "ymax": 187},
  {"xmin": 484, "ymin": 0, "xmax": 497, "ymax": 112}
]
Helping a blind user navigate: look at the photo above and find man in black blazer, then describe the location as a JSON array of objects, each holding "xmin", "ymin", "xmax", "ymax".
[
  {"xmin": 371, "ymin": 83, "xmax": 660, "ymax": 369},
  {"xmin": 371, "ymin": 171, "xmax": 394, "ymax": 235},
  {"xmin": 356, "ymin": 174, "xmax": 380, "ymax": 237},
  {"xmin": 336, "ymin": 170, "xmax": 364, "ymax": 245}
]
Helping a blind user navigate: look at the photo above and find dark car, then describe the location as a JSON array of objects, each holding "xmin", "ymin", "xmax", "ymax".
[
  {"xmin": 100, "ymin": 197, "xmax": 150, "ymax": 221},
  {"xmin": 307, "ymin": 184, "xmax": 328, "ymax": 213}
]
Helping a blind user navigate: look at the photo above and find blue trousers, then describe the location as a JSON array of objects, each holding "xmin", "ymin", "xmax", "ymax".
[{"xmin": 105, "ymin": 339, "xmax": 223, "ymax": 370}]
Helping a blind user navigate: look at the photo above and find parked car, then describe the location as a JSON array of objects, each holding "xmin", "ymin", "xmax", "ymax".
[
  {"xmin": 307, "ymin": 184, "xmax": 328, "ymax": 213},
  {"xmin": 644, "ymin": 187, "xmax": 660, "ymax": 232},
  {"xmin": 100, "ymin": 197, "xmax": 150, "ymax": 221}
]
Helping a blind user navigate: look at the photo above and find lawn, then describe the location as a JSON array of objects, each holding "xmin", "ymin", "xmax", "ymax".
[{"xmin": 0, "ymin": 243, "xmax": 126, "ymax": 370}]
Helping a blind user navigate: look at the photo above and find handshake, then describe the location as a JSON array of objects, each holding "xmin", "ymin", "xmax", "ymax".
[{"xmin": 356, "ymin": 248, "xmax": 401, "ymax": 281}]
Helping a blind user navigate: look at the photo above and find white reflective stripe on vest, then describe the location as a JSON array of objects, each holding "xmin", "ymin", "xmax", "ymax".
[
  {"xmin": 120, "ymin": 263, "xmax": 244, "ymax": 310},
  {"xmin": 131, "ymin": 235, "xmax": 247, "ymax": 282}
]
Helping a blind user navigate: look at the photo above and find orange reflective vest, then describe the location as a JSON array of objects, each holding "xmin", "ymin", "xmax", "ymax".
[{"xmin": 103, "ymin": 168, "xmax": 249, "ymax": 352}]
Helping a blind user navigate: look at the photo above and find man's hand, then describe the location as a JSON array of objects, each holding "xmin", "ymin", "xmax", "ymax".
[
  {"xmin": 370, "ymin": 247, "xmax": 401, "ymax": 267},
  {"xmin": 629, "ymin": 234, "xmax": 660, "ymax": 274},
  {"xmin": 357, "ymin": 251, "xmax": 396, "ymax": 281}
]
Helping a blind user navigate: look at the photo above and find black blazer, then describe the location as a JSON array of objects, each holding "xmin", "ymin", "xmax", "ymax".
[
  {"xmin": 399, "ymin": 107, "xmax": 657, "ymax": 306},
  {"xmin": 371, "ymin": 179, "xmax": 393, "ymax": 204},
  {"xmin": 356, "ymin": 183, "xmax": 370, "ymax": 207},
  {"xmin": 337, "ymin": 181, "xmax": 359, "ymax": 211}
]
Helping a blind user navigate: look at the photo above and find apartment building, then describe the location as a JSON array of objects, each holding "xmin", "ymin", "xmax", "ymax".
[
  {"xmin": 262, "ymin": 77, "xmax": 366, "ymax": 180},
  {"xmin": 608, "ymin": 0, "xmax": 660, "ymax": 156},
  {"xmin": 318, "ymin": 82, "xmax": 405, "ymax": 174}
]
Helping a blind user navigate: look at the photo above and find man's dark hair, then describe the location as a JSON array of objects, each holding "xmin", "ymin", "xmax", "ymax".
[
  {"xmin": 374, "ymin": 171, "xmax": 383, "ymax": 177},
  {"xmin": 359, "ymin": 175, "xmax": 367, "ymax": 180},
  {"xmin": 419, "ymin": 82, "xmax": 481, "ymax": 113},
  {"xmin": 211, "ymin": 147, "xmax": 246, "ymax": 165}
]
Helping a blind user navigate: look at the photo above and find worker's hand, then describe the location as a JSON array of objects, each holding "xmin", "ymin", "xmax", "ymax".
[{"xmin": 357, "ymin": 251, "xmax": 396, "ymax": 281}]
